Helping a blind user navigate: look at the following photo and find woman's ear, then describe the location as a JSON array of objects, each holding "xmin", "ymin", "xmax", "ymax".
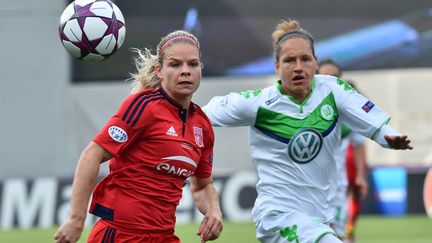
[
  {"xmin": 155, "ymin": 64, "xmax": 163, "ymax": 79},
  {"xmin": 275, "ymin": 61, "xmax": 280, "ymax": 76}
]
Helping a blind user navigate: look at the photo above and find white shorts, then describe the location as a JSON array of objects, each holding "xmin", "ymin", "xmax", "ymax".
[
  {"xmin": 332, "ymin": 186, "xmax": 348, "ymax": 238},
  {"xmin": 256, "ymin": 210, "xmax": 337, "ymax": 243}
]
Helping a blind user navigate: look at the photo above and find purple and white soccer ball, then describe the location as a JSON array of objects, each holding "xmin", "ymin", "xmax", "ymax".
[{"xmin": 59, "ymin": 0, "xmax": 126, "ymax": 62}]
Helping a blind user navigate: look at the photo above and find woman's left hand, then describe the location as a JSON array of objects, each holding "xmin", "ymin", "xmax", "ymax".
[{"xmin": 384, "ymin": 135, "xmax": 413, "ymax": 150}]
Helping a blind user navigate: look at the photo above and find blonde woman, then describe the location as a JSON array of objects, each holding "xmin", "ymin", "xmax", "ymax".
[{"xmin": 55, "ymin": 30, "xmax": 222, "ymax": 243}]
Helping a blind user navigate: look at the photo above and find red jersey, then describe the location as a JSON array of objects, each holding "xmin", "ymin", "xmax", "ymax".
[{"xmin": 90, "ymin": 88, "xmax": 214, "ymax": 232}]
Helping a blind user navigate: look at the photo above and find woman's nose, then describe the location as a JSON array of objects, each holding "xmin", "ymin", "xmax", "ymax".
[
  {"xmin": 181, "ymin": 64, "xmax": 191, "ymax": 75},
  {"xmin": 294, "ymin": 59, "xmax": 303, "ymax": 71}
]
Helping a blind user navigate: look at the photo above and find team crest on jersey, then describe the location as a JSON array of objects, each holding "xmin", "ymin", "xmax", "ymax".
[
  {"xmin": 108, "ymin": 126, "xmax": 128, "ymax": 143},
  {"xmin": 193, "ymin": 126, "xmax": 204, "ymax": 147},
  {"xmin": 320, "ymin": 104, "xmax": 335, "ymax": 121},
  {"xmin": 288, "ymin": 128, "xmax": 323, "ymax": 164}
]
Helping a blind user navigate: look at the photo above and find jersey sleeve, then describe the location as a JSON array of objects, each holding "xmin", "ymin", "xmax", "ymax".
[
  {"xmin": 202, "ymin": 91, "xmax": 260, "ymax": 127},
  {"xmin": 93, "ymin": 93, "xmax": 152, "ymax": 156},
  {"xmin": 193, "ymin": 119, "xmax": 215, "ymax": 178},
  {"xmin": 350, "ymin": 131, "xmax": 367, "ymax": 147},
  {"xmin": 331, "ymin": 78, "xmax": 390, "ymax": 139}
]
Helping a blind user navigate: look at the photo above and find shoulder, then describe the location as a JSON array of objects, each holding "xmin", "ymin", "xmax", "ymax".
[
  {"xmin": 212, "ymin": 87, "xmax": 266, "ymax": 106},
  {"xmin": 314, "ymin": 74, "xmax": 355, "ymax": 94},
  {"xmin": 314, "ymin": 74, "xmax": 338, "ymax": 88},
  {"xmin": 192, "ymin": 104, "xmax": 215, "ymax": 138},
  {"xmin": 235, "ymin": 85, "xmax": 276, "ymax": 105},
  {"xmin": 121, "ymin": 89, "xmax": 163, "ymax": 108},
  {"xmin": 193, "ymin": 104, "xmax": 213, "ymax": 128},
  {"xmin": 116, "ymin": 89, "xmax": 163, "ymax": 127},
  {"xmin": 205, "ymin": 86, "xmax": 267, "ymax": 110}
]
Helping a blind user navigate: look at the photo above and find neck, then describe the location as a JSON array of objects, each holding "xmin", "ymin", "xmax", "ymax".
[
  {"xmin": 281, "ymin": 85, "xmax": 309, "ymax": 103},
  {"xmin": 159, "ymin": 87, "xmax": 192, "ymax": 110},
  {"xmin": 172, "ymin": 97, "xmax": 191, "ymax": 110}
]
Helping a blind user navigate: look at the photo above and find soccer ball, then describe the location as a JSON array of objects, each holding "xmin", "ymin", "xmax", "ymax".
[{"xmin": 58, "ymin": 0, "xmax": 126, "ymax": 62}]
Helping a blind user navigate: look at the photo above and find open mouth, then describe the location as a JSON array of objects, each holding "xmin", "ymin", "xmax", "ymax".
[
  {"xmin": 293, "ymin": 75, "xmax": 304, "ymax": 81},
  {"xmin": 292, "ymin": 75, "xmax": 305, "ymax": 84}
]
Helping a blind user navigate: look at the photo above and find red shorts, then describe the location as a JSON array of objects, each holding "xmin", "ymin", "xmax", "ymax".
[{"xmin": 87, "ymin": 220, "xmax": 181, "ymax": 243}]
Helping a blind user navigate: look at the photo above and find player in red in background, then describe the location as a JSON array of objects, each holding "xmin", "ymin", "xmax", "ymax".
[
  {"xmin": 54, "ymin": 30, "xmax": 222, "ymax": 243},
  {"xmin": 318, "ymin": 59, "xmax": 369, "ymax": 243},
  {"xmin": 345, "ymin": 142, "xmax": 368, "ymax": 243}
]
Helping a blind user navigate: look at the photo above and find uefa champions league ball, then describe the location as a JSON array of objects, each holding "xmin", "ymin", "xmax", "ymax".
[{"xmin": 58, "ymin": 0, "xmax": 126, "ymax": 62}]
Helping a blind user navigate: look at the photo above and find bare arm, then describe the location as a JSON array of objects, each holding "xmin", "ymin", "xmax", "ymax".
[
  {"xmin": 190, "ymin": 176, "xmax": 223, "ymax": 243},
  {"xmin": 54, "ymin": 142, "xmax": 112, "ymax": 243}
]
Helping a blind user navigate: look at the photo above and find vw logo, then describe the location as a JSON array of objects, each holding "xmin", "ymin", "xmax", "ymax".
[{"xmin": 288, "ymin": 128, "xmax": 323, "ymax": 164}]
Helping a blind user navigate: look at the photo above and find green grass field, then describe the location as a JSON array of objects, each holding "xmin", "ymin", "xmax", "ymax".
[{"xmin": 1, "ymin": 215, "xmax": 431, "ymax": 243}]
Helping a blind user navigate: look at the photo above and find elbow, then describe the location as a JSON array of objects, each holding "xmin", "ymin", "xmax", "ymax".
[
  {"xmin": 190, "ymin": 181, "xmax": 206, "ymax": 194},
  {"xmin": 190, "ymin": 177, "xmax": 213, "ymax": 194}
]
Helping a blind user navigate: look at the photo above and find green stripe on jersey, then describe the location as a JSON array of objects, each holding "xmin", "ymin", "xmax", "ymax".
[
  {"xmin": 255, "ymin": 93, "xmax": 338, "ymax": 139},
  {"xmin": 341, "ymin": 124, "xmax": 351, "ymax": 138}
]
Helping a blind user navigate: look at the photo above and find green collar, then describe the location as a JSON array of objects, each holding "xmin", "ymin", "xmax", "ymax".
[{"xmin": 276, "ymin": 78, "xmax": 316, "ymax": 106}]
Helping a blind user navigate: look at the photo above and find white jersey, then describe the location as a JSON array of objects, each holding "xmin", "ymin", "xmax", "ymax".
[
  {"xmin": 203, "ymin": 75, "xmax": 389, "ymax": 223},
  {"xmin": 336, "ymin": 126, "xmax": 367, "ymax": 188},
  {"xmin": 332, "ymin": 126, "xmax": 366, "ymax": 237}
]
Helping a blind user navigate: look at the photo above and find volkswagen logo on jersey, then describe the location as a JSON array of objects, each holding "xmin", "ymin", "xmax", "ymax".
[
  {"xmin": 288, "ymin": 128, "xmax": 323, "ymax": 164},
  {"xmin": 108, "ymin": 126, "xmax": 128, "ymax": 143}
]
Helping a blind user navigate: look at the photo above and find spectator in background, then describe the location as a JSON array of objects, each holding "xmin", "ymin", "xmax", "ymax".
[
  {"xmin": 203, "ymin": 19, "xmax": 412, "ymax": 243},
  {"xmin": 54, "ymin": 30, "xmax": 222, "ymax": 243},
  {"xmin": 317, "ymin": 59, "xmax": 343, "ymax": 77},
  {"xmin": 318, "ymin": 59, "xmax": 369, "ymax": 242}
]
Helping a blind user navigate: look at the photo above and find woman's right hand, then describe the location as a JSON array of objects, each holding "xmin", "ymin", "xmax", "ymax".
[{"xmin": 54, "ymin": 217, "xmax": 84, "ymax": 243}]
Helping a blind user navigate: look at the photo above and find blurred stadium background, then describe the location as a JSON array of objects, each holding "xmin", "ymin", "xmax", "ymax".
[{"xmin": 1, "ymin": 0, "xmax": 432, "ymax": 242}]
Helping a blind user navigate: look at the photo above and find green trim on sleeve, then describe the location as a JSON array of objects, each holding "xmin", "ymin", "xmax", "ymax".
[
  {"xmin": 371, "ymin": 117, "xmax": 391, "ymax": 139},
  {"xmin": 314, "ymin": 231, "xmax": 337, "ymax": 243}
]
